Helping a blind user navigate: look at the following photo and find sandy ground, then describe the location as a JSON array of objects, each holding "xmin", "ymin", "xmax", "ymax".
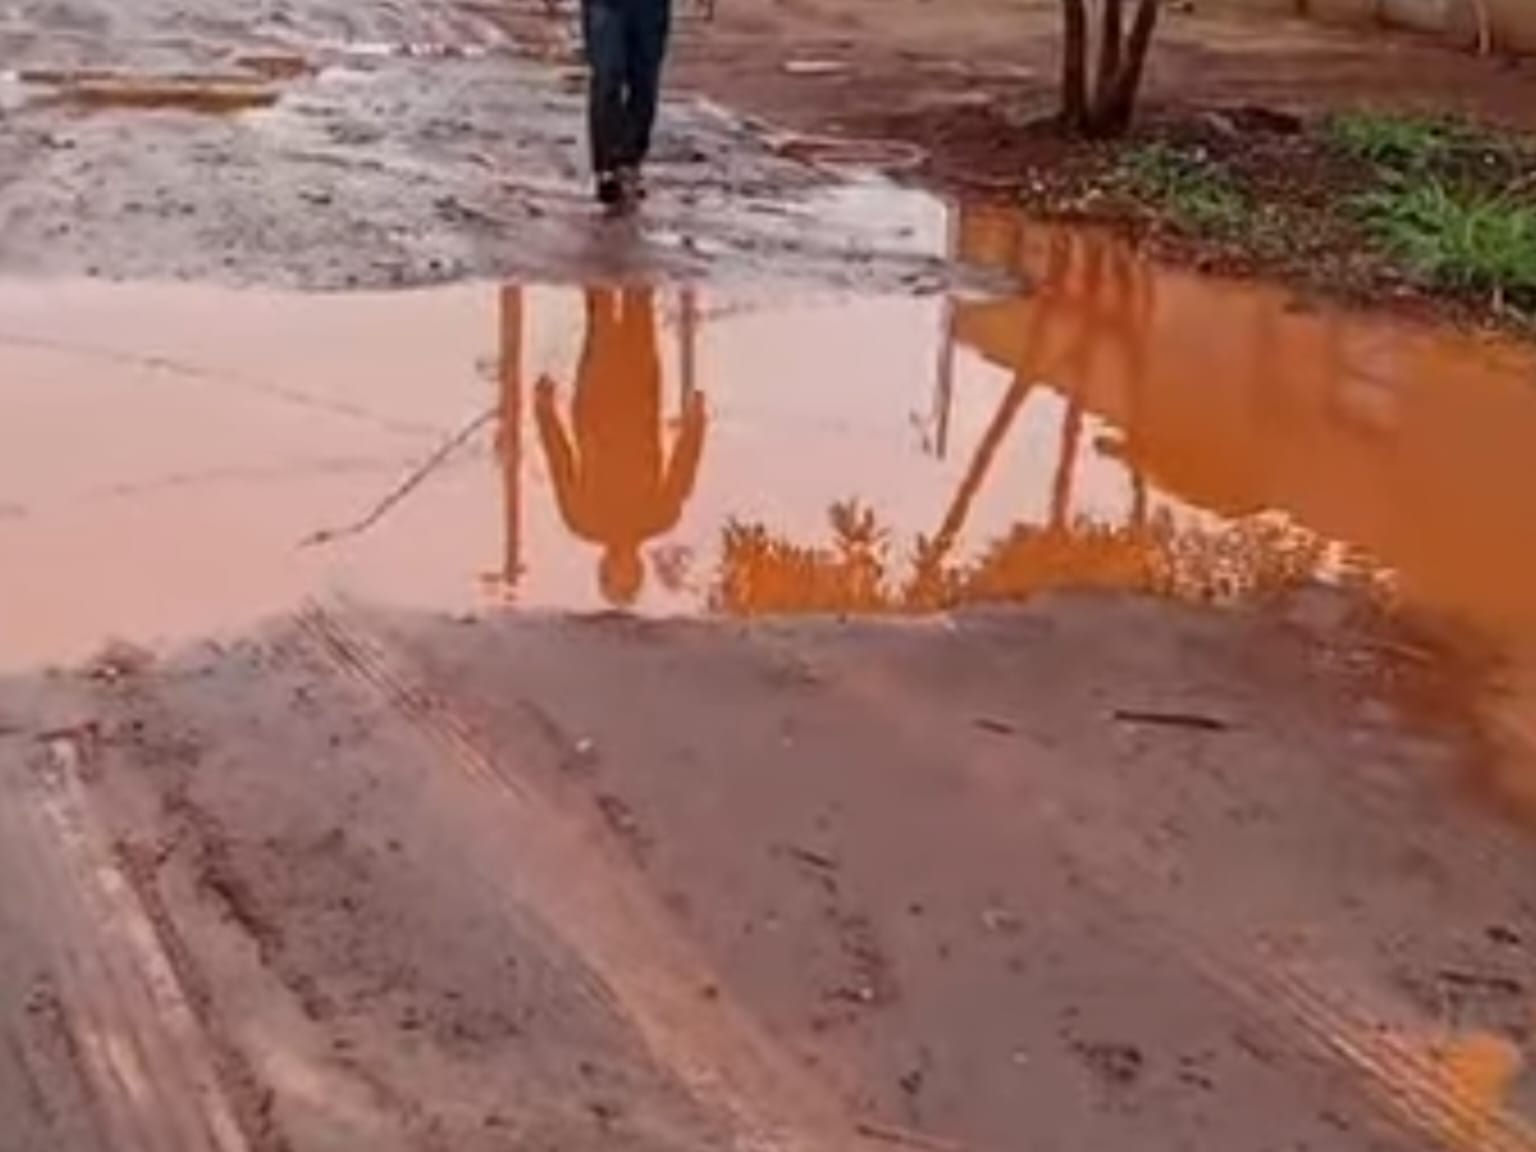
[{"xmin": 1, "ymin": 0, "xmax": 1535, "ymax": 1150}]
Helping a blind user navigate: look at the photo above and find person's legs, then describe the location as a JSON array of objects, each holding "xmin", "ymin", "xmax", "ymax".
[
  {"xmin": 620, "ymin": 0, "xmax": 671, "ymax": 175},
  {"xmin": 580, "ymin": 0, "xmax": 627, "ymax": 199}
]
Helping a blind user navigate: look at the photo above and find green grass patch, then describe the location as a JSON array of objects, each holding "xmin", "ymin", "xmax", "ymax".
[
  {"xmin": 1326, "ymin": 112, "xmax": 1536, "ymax": 312},
  {"xmin": 1352, "ymin": 179, "xmax": 1536, "ymax": 310},
  {"xmin": 1118, "ymin": 143, "xmax": 1251, "ymax": 238},
  {"xmin": 1325, "ymin": 112, "xmax": 1473, "ymax": 171}
]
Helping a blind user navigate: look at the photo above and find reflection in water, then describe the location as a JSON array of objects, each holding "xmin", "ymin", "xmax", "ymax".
[
  {"xmin": 954, "ymin": 212, "xmax": 1536, "ymax": 645},
  {"xmin": 530, "ymin": 287, "xmax": 707, "ymax": 607},
  {"xmin": 486, "ymin": 208, "xmax": 1536, "ymax": 827},
  {"xmin": 707, "ymin": 217, "xmax": 1387, "ymax": 618},
  {"xmin": 493, "ymin": 210, "xmax": 1532, "ymax": 638},
  {"xmin": 712, "ymin": 502, "xmax": 1344, "ymax": 617},
  {"xmin": 496, "ymin": 286, "xmax": 524, "ymax": 596},
  {"xmin": 4, "ymin": 211, "xmax": 1531, "ymax": 675}
]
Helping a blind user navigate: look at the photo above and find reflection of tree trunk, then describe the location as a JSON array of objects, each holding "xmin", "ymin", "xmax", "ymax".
[
  {"xmin": 1130, "ymin": 472, "xmax": 1147, "ymax": 529},
  {"xmin": 926, "ymin": 374, "xmax": 1036, "ymax": 572},
  {"xmin": 499, "ymin": 286, "xmax": 523, "ymax": 591},
  {"xmin": 1124, "ymin": 241, "xmax": 1152, "ymax": 534},
  {"xmin": 1050, "ymin": 400, "xmax": 1084, "ymax": 531},
  {"xmin": 1060, "ymin": 0, "xmax": 1090, "ymax": 131}
]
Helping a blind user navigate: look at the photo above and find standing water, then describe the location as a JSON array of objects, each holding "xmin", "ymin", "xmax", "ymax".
[{"xmin": 1, "ymin": 202, "xmax": 1534, "ymax": 815}]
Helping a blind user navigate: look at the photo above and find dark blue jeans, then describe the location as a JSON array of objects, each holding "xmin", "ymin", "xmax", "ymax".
[{"xmin": 581, "ymin": 0, "xmax": 671, "ymax": 175}]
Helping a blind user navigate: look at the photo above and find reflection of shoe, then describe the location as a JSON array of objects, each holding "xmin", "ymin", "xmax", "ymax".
[{"xmin": 595, "ymin": 172, "xmax": 622, "ymax": 207}]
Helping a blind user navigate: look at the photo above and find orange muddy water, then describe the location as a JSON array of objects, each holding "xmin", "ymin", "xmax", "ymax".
[{"xmin": 1, "ymin": 203, "xmax": 1532, "ymax": 686}]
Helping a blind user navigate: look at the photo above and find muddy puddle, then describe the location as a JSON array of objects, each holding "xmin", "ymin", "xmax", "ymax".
[{"xmin": 1, "ymin": 205, "xmax": 1533, "ymax": 683}]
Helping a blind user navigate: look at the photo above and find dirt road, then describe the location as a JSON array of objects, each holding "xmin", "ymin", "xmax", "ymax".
[
  {"xmin": 0, "ymin": 0, "xmax": 961, "ymax": 288},
  {"xmin": 1, "ymin": 0, "xmax": 1535, "ymax": 1149}
]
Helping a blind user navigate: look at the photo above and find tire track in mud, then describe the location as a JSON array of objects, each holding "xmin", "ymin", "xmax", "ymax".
[
  {"xmin": 805, "ymin": 638, "xmax": 1536, "ymax": 1152},
  {"xmin": 0, "ymin": 726, "xmax": 274, "ymax": 1152},
  {"xmin": 294, "ymin": 597, "xmax": 886, "ymax": 1152}
]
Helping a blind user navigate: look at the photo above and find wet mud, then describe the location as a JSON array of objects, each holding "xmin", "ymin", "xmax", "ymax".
[{"xmin": 0, "ymin": 0, "xmax": 956, "ymax": 289}]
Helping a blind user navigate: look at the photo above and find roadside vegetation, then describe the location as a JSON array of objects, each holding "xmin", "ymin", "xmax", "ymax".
[
  {"xmin": 1021, "ymin": 107, "xmax": 1536, "ymax": 329},
  {"xmin": 1329, "ymin": 112, "xmax": 1536, "ymax": 311}
]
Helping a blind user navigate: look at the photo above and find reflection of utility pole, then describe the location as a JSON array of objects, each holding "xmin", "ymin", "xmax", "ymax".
[
  {"xmin": 931, "ymin": 206, "xmax": 961, "ymax": 460},
  {"xmin": 931, "ymin": 298, "xmax": 956, "ymax": 460},
  {"xmin": 679, "ymin": 286, "xmax": 698, "ymax": 407},
  {"xmin": 498, "ymin": 285, "xmax": 523, "ymax": 594}
]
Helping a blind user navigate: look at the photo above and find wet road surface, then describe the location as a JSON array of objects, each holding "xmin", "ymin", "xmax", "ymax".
[{"xmin": 0, "ymin": 0, "xmax": 956, "ymax": 289}]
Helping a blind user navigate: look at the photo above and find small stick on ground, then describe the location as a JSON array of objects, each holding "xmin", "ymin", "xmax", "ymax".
[
  {"xmin": 855, "ymin": 1120, "xmax": 969, "ymax": 1152},
  {"xmin": 1112, "ymin": 708, "xmax": 1230, "ymax": 732},
  {"xmin": 300, "ymin": 407, "xmax": 496, "ymax": 548},
  {"xmin": 786, "ymin": 845, "xmax": 840, "ymax": 872}
]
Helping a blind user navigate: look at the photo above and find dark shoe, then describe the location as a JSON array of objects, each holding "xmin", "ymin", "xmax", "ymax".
[
  {"xmin": 595, "ymin": 172, "xmax": 623, "ymax": 207},
  {"xmin": 619, "ymin": 166, "xmax": 647, "ymax": 200}
]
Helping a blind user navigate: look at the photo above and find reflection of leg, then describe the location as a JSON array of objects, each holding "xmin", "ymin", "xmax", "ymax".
[
  {"xmin": 622, "ymin": 0, "xmax": 670, "ymax": 167},
  {"xmin": 621, "ymin": 287, "xmax": 661, "ymax": 400},
  {"xmin": 581, "ymin": 0, "xmax": 626, "ymax": 176},
  {"xmin": 586, "ymin": 286, "xmax": 620, "ymax": 330},
  {"xmin": 577, "ymin": 287, "xmax": 621, "ymax": 430},
  {"xmin": 618, "ymin": 288, "xmax": 663, "ymax": 440},
  {"xmin": 619, "ymin": 285, "xmax": 655, "ymax": 333}
]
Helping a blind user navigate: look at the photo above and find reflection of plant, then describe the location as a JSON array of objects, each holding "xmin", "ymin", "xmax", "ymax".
[
  {"xmin": 712, "ymin": 504, "xmax": 1365, "ymax": 617},
  {"xmin": 709, "ymin": 500, "xmax": 891, "ymax": 616}
]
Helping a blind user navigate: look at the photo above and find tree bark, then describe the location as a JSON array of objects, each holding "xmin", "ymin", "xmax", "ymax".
[
  {"xmin": 1059, "ymin": 0, "xmax": 1090, "ymax": 132},
  {"xmin": 1090, "ymin": 0, "xmax": 1159, "ymax": 136},
  {"xmin": 1094, "ymin": 0, "xmax": 1123, "ymax": 109}
]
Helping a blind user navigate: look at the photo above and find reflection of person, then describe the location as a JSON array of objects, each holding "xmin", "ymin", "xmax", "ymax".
[{"xmin": 535, "ymin": 287, "xmax": 705, "ymax": 607}]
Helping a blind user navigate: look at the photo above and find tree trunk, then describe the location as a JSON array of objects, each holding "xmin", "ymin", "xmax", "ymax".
[
  {"xmin": 1059, "ymin": 0, "xmax": 1090, "ymax": 132},
  {"xmin": 1089, "ymin": 0, "xmax": 1159, "ymax": 137},
  {"xmin": 1094, "ymin": 0, "xmax": 1123, "ymax": 109}
]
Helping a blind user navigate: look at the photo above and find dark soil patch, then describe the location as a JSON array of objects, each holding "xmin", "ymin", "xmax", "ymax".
[{"xmin": 855, "ymin": 96, "xmax": 1536, "ymax": 334}]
